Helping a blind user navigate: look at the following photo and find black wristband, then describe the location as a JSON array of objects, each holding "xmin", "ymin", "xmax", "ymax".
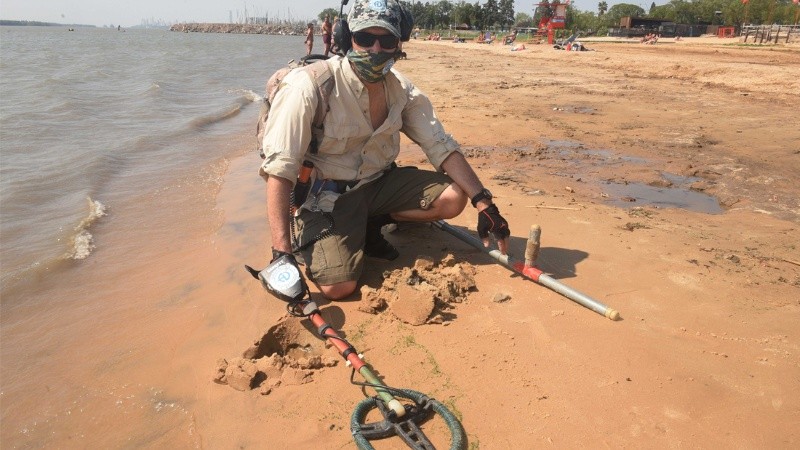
[
  {"xmin": 471, "ymin": 188, "xmax": 493, "ymax": 208},
  {"xmin": 271, "ymin": 248, "xmax": 293, "ymax": 262}
]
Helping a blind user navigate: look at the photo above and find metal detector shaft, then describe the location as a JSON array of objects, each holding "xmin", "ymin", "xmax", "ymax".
[
  {"xmin": 307, "ymin": 310, "xmax": 407, "ymax": 417},
  {"xmin": 433, "ymin": 220, "xmax": 620, "ymax": 320}
]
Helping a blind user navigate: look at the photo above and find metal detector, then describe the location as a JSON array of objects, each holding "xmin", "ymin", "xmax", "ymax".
[{"xmin": 245, "ymin": 259, "xmax": 467, "ymax": 450}]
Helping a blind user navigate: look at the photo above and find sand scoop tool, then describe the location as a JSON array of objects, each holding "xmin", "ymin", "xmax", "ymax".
[
  {"xmin": 432, "ymin": 220, "xmax": 620, "ymax": 321},
  {"xmin": 245, "ymin": 257, "xmax": 467, "ymax": 450}
]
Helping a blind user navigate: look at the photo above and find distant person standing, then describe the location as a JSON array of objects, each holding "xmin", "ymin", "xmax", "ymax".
[
  {"xmin": 322, "ymin": 15, "xmax": 332, "ymax": 57},
  {"xmin": 305, "ymin": 23, "xmax": 314, "ymax": 56},
  {"xmin": 330, "ymin": 16, "xmax": 341, "ymax": 54}
]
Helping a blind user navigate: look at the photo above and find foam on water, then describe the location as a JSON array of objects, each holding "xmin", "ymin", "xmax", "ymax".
[{"xmin": 66, "ymin": 198, "xmax": 107, "ymax": 260}]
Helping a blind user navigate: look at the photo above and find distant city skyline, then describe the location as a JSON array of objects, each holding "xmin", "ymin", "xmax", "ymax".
[{"xmin": 1, "ymin": 0, "xmax": 642, "ymax": 28}]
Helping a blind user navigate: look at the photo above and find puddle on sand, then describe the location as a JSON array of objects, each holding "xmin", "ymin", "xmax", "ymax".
[
  {"xmin": 603, "ymin": 172, "xmax": 723, "ymax": 214},
  {"xmin": 464, "ymin": 140, "xmax": 724, "ymax": 215},
  {"xmin": 545, "ymin": 140, "xmax": 648, "ymax": 164},
  {"xmin": 543, "ymin": 141, "xmax": 723, "ymax": 214}
]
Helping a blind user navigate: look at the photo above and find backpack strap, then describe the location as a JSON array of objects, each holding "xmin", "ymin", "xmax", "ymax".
[
  {"xmin": 299, "ymin": 60, "xmax": 334, "ymax": 154},
  {"xmin": 257, "ymin": 60, "xmax": 335, "ymax": 159}
]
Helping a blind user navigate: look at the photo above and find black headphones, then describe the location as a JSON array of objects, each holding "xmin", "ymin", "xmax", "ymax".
[{"xmin": 332, "ymin": 0, "xmax": 413, "ymax": 55}]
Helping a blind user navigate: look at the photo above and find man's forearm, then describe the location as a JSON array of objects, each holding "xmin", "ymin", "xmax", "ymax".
[
  {"xmin": 266, "ymin": 175, "xmax": 294, "ymax": 254},
  {"xmin": 440, "ymin": 152, "xmax": 487, "ymax": 207}
]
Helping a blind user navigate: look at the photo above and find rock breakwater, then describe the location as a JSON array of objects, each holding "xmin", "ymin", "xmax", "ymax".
[{"xmin": 170, "ymin": 23, "xmax": 305, "ymax": 35}]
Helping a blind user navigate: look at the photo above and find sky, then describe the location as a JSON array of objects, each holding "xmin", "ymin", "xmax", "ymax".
[{"xmin": 0, "ymin": 1, "xmax": 635, "ymax": 27}]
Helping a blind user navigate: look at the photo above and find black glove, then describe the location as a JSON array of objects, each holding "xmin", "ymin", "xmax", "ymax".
[
  {"xmin": 271, "ymin": 248, "xmax": 296, "ymax": 264},
  {"xmin": 477, "ymin": 204, "xmax": 510, "ymax": 240}
]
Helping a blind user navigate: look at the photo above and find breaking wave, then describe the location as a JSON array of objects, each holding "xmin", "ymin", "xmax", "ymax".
[
  {"xmin": 189, "ymin": 91, "xmax": 260, "ymax": 130},
  {"xmin": 65, "ymin": 197, "xmax": 107, "ymax": 260}
]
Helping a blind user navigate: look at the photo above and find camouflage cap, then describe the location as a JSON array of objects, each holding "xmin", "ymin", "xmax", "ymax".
[{"xmin": 348, "ymin": 0, "xmax": 402, "ymax": 38}]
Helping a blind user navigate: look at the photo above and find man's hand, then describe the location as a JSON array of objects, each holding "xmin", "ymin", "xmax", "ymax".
[{"xmin": 477, "ymin": 204, "xmax": 510, "ymax": 254}]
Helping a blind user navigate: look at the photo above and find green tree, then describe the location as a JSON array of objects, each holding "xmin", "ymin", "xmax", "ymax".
[
  {"xmin": 650, "ymin": 4, "xmax": 675, "ymax": 21},
  {"xmin": 483, "ymin": 0, "xmax": 500, "ymax": 28},
  {"xmin": 668, "ymin": 0, "xmax": 698, "ymax": 24},
  {"xmin": 499, "ymin": 0, "xmax": 516, "ymax": 30},
  {"xmin": 694, "ymin": 0, "xmax": 728, "ymax": 24},
  {"xmin": 568, "ymin": 9, "xmax": 600, "ymax": 34},
  {"xmin": 435, "ymin": 0, "xmax": 454, "ymax": 28},
  {"xmin": 602, "ymin": 3, "xmax": 645, "ymax": 27},
  {"xmin": 452, "ymin": 1, "xmax": 479, "ymax": 28},
  {"xmin": 514, "ymin": 12, "xmax": 533, "ymax": 27},
  {"xmin": 472, "ymin": 1, "xmax": 486, "ymax": 30},
  {"xmin": 318, "ymin": 8, "xmax": 339, "ymax": 22},
  {"xmin": 411, "ymin": 2, "xmax": 435, "ymax": 29},
  {"xmin": 392, "ymin": 0, "xmax": 799, "ymax": 34}
]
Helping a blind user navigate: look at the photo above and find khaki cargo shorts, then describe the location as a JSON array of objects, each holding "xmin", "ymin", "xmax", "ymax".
[{"xmin": 295, "ymin": 165, "xmax": 452, "ymax": 285}]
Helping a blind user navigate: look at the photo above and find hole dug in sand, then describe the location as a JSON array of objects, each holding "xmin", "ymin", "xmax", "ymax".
[{"xmin": 214, "ymin": 255, "xmax": 477, "ymax": 394}]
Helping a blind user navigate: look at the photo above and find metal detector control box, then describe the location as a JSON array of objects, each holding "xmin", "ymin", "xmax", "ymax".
[{"xmin": 260, "ymin": 255, "xmax": 305, "ymax": 303}]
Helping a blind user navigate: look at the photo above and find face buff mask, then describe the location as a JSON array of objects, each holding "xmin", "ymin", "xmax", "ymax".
[{"xmin": 346, "ymin": 50, "xmax": 397, "ymax": 83}]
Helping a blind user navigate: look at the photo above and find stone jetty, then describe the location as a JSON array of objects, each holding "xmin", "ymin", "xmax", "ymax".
[{"xmin": 170, "ymin": 23, "xmax": 306, "ymax": 35}]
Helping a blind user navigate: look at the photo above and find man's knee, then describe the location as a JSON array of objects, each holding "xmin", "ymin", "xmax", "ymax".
[
  {"xmin": 319, "ymin": 280, "xmax": 358, "ymax": 300},
  {"xmin": 434, "ymin": 184, "xmax": 468, "ymax": 219}
]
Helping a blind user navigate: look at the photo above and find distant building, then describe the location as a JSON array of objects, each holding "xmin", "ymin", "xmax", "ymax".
[{"xmin": 610, "ymin": 16, "xmax": 708, "ymax": 38}]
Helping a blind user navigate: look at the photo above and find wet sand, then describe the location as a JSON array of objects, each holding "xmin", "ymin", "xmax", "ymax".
[{"xmin": 2, "ymin": 38, "xmax": 799, "ymax": 448}]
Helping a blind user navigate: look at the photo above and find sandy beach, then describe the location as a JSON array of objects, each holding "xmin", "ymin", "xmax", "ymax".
[
  {"xmin": 3, "ymin": 37, "xmax": 799, "ymax": 448},
  {"xmin": 192, "ymin": 37, "xmax": 800, "ymax": 448}
]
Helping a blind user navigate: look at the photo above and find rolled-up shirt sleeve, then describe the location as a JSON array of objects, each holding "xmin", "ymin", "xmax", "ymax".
[
  {"xmin": 400, "ymin": 82, "xmax": 461, "ymax": 171},
  {"xmin": 259, "ymin": 73, "xmax": 317, "ymax": 184}
]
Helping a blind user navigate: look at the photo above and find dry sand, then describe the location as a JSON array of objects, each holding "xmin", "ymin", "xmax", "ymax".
[{"xmin": 4, "ymin": 37, "xmax": 799, "ymax": 449}]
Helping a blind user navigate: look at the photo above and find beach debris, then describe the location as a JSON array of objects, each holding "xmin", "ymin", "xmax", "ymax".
[
  {"xmin": 628, "ymin": 207, "xmax": 655, "ymax": 218},
  {"xmin": 492, "ymin": 292, "xmax": 512, "ymax": 303},
  {"xmin": 525, "ymin": 205, "xmax": 581, "ymax": 210},
  {"xmin": 623, "ymin": 222, "xmax": 649, "ymax": 231},
  {"xmin": 781, "ymin": 258, "xmax": 800, "ymax": 267}
]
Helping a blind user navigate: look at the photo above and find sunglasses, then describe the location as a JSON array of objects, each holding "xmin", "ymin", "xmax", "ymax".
[{"xmin": 352, "ymin": 31, "xmax": 399, "ymax": 49}]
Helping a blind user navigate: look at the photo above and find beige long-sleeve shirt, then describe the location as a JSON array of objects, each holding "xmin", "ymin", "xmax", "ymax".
[{"xmin": 260, "ymin": 55, "xmax": 461, "ymax": 187}]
